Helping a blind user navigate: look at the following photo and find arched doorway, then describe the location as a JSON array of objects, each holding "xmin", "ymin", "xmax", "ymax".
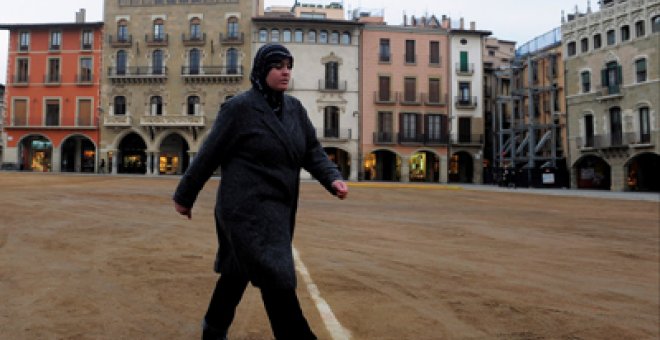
[
  {"xmin": 449, "ymin": 151, "xmax": 473, "ymax": 183},
  {"xmin": 409, "ymin": 150, "xmax": 440, "ymax": 182},
  {"xmin": 574, "ymin": 155, "xmax": 610, "ymax": 190},
  {"xmin": 61, "ymin": 135, "xmax": 96, "ymax": 173},
  {"xmin": 626, "ymin": 153, "xmax": 660, "ymax": 192},
  {"xmin": 118, "ymin": 133, "xmax": 147, "ymax": 174},
  {"xmin": 19, "ymin": 135, "xmax": 52, "ymax": 172},
  {"xmin": 159, "ymin": 134, "xmax": 190, "ymax": 175},
  {"xmin": 364, "ymin": 150, "xmax": 400, "ymax": 181},
  {"xmin": 324, "ymin": 147, "xmax": 350, "ymax": 180}
]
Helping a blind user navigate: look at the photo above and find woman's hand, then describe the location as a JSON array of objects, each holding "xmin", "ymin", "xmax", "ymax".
[
  {"xmin": 332, "ymin": 180, "xmax": 348, "ymax": 200},
  {"xmin": 174, "ymin": 201, "xmax": 192, "ymax": 219}
]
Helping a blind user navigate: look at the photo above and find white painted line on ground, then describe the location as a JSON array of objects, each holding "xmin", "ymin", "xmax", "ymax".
[{"xmin": 293, "ymin": 247, "xmax": 351, "ymax": 340}]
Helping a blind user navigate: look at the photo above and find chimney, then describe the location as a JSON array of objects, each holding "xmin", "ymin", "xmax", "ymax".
[
  {"xmin": 442, "ymin": 15, "xmax": 450, "ymax": 29},
  {"xmin": 470, "ymin": 21, "xmax": 475, "ymax": 30},
  {"xmin": 460, "ymin": 17, "xmax": 464, "ymax": 29},
  {"xmin": 75, "ymin": 8, "xmax": 86, "ymax": 23},
  {"xmin": 403, "ymin": 13, "xmax": 407, "ymax": 26}
]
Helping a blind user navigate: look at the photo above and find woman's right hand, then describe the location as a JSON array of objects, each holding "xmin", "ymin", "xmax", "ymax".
[{"xmin": 174, "ymin": 201, "xmax": 192, "ymax": 219}]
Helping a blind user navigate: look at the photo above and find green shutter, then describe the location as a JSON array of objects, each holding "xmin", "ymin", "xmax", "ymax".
[{"xmin": 460, "ymin": 51, "xmax": 468, "ymax": 72}]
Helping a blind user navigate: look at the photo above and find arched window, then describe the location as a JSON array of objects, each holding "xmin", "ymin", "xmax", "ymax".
[
  {"xmin": 116, "ymin": 50, "xmax": 127, "ymax": 75},
  {"xmin": 190, "ymin": 17, "xmax": 201, "ymax": 40},
  {"xmin": 187, "ymin": 48, "xmax": 200, "ymax": 74},
  {"xmin": 652, "ymin": 15, "xmax": 660, "ymax": 33},
  {"xmin": 227, "ymin": 17, "xmax": 239, "ymax": 39},
  {"xmin": 150, "ymin": 96, "xmax": 163, "ymax": 116},
  {"xmin": 307, "ymin": 30, "xmax": 316, "ymax": 43},
  {"xmin": 152, "ymin": 49, "xmax": 163, "ymax": 75},
  {"xmin": 319, "ymin": 30, "xmax": 328, "ymax": 43},
  {"xmin": 341, "ymin": 31, "xmax": 351, "ymax": 45},
  {"xmin": 226, "ymin": 48, "xmax": 239, "ymax": 74},
  {"xmin": 271, "ymin": 29, "xmax": 280, "ymax": 42},
  {"xmin": 114, "ymin": 96, "xmax": 126, "ymax": 115},
  {"xmin": 330, "ymin": 31, "xmax": 339, "ymax": 44},
  {"xmin": 283, "ymin": 29, "xmax": 292, "ymax": 42},
  {"xmin": 187, "ymin": 96, "xmax": 200, "ymax": 115},
  {"xmin": 258, "ymin": 28, "xmax": 268, "ymax": 42},
  {"xmin": 294, "ymin": 29, "xmax": 304, "ymax": 43},
  {"xmin": 117, "ymin": 19, "xmax": 129, "ymax": 42}
]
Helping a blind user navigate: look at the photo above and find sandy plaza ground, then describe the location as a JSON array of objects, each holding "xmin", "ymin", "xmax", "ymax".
[{"xmin": 0, "ymin": 172, "xmax": 658, "ymax": 339}]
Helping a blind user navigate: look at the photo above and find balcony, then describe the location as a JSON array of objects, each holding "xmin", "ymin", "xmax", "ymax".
[
  {"xmin": 76, "ymin": 74, "xmax": 94, "ymax": 86},
  {"xmin": 181, "ymin": 65, "xmax": 243, "ymax": 84},
  {"xmin": 398, "ymin": 92, "xmax": 421, "ymax": 106},
  {"xmin": 425, "ymin": 134, "xmax": 450, "ymax": 145},
  {"xmin": 577, "ymin": 133, "xmax": 647, "ymax": 150},
  {"xmin": 398, "ymin": 132, "xmax": 424, "ymax": 145},
  {"xmin": 454, "ymin": 96, "xmax": 477, "ymax": 109},
  {"xmin": 373, "ymin": 131, "xmax": 395, "ymax": 145},
  {"xmin": 104, "ymin": 115, "xmax": 132, "ymax": 127},
  {"xmin": 422, "ymin": 93, "xmax": 446, "ymax": 106},
  {"xmin": 12, "ymin": 74, "xmax": 29, "ymax": 86},
  {"xmin": 182, "ymin": 32, "xmax": 206, "ymax": 46},
  {"xmin": 456, "ymin": 63, "xmax": 475, "ymax": 76},
  {"xmin": 108, "ymin": 34, "xmax": 132, "ymax": 48},
  {"xmin": 219, "ymin": 32, "xmax": 244, "ymax": 45},
  {"xmin": 140, "ymin": 115, "xmax": 205, "ymax": 127},
  {"xmin": 378, "ymin": 53, "xmax": 391, "ymax": 63},
  {"xmin": 373, "ymin": 91, "xmax": 397, "ymax": 105},
  {"xmin": 597, "ymin": 85, "xmax": 623, "ymax": 100},
  {"xmin": 318, "ymin": 79, "xmax": 347, "ymax": 92},
  {"xmin": 145, "ymin": 33, "xmax": 168, "ymax": 47},
  {"xmin": 316, "ymin": 128, "xmax": 352, "ymax": 141},
  {"xmin": 107, "ymin": 66, "xmax": 168, "ymax": 84},
  {"xmin": 44, "ymin": 74, "xmax": 61, "ymax": 86},
  {"xmin": 453, "ymin": 134, "xmax": 483, "ymax": 145}
]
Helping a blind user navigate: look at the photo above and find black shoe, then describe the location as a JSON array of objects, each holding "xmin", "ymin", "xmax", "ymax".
[{"xmin": 202, "ymin": 319, "xmax": 228, "ymax": 340}]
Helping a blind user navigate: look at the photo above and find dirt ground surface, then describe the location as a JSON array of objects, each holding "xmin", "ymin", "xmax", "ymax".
[{"xmin": 0, "ymin": 172, "xmax": 658, "ymax": 340}]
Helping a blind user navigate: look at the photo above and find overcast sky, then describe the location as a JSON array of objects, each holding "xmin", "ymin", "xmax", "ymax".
[{"xmin": 0, "ymin": 0, "xmax": 586, "ymax": 84}]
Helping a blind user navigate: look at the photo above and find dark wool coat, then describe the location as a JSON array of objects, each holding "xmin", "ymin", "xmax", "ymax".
[{"xmin": 173, "ymin": 88, "xmax": 342, "ymax": 290}]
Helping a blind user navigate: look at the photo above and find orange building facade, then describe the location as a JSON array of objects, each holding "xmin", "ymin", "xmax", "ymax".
[
  {"xmin": 1, "ymin": 15, "xmax": 103, "ymax": 172},
  {"xmin": 359, "ymin": 15, "xmax": 451, "ymax": 182}
]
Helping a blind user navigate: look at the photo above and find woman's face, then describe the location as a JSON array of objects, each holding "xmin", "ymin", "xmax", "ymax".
[{"xmin": 265, "ymin": 59, "xmax": 292, "ymax": 92}]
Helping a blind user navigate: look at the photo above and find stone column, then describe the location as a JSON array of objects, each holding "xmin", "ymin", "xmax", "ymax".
[
  {"xmin": 146, "ymin": 151, "xmax": 154, "ymax": 176},
  {"xmin": 439, "ymin": 155, "xmax": 449, "ymax": 184},
  {"xmin": 349, "ymin": 152, "xmax": 358, "ymax": 181},
  {"xmin": 109, "ymin": 149, "xmax": 118, "ymax": 174},
  {"xmin": 152, "ymin": 151, "xmax": 160, "ymax": 176},
  {"xmin": 400, "ymin": 155, "xmax": 410, "ymax": 182},
  {"xmin": 51, "ymin": 146, "xmax": 61, "ymax": 173}
]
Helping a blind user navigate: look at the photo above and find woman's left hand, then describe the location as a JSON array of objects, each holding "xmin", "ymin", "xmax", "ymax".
[{"xmin": 332, "ymin": 180, "xmax": 348, "ymax": 200}]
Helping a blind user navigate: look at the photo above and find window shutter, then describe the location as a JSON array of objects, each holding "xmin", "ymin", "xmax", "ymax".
[
  {"xmin": 601, "ymin": 68, "xmax": 608, "ymax": 87},
  {"xmin": 617, "ymin": 65, "xmax": 623, "ymax": 85}
]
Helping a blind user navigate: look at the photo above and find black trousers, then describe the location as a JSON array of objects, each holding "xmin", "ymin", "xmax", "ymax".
[{"xmin": 204, "ymin": 272, "xmax": 317, "ymax": 340}]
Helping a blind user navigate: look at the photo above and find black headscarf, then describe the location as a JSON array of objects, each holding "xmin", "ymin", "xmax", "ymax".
[{"xmin": 250, "ymin": 44, "xmax": 294, "ymax": 112}]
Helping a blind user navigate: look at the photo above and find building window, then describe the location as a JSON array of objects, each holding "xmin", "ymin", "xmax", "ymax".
[
  {"xmin": 227, "ymin": 17, "xmax": 239, "ymax": 39},
  {"xmin": 226, "ymin": 48, "xmax": 239, "ymax": 74},
  {"xmin": 635, "ymin": 20, "xmax": 645, "ymax": 37},
  {"xmin": 602, "ymin": 61, "xmax": 622, "ymax": 94},
  {"xmin": 378, "ymin": 76, "xmax": 391, "ymax": 102},
  {"xmin": 19, "ymin": 31, "xmax": 30, "ymax": 51},
  {"xmin": 653, "ymin": 15, "xmax": 660, "ymax": 33},
  {"xmin": 405, "ymin": 40, "xmax": 416, "ymax": 64},
  {"xmin": 567, "ymin": 41, "xmax": 576, "ymax": 56},
  {"xmin": 77, "ymin": 99, "xmax": 93, "ymax": 126},
  {"xmin": 325, "ymin": 61, "xmax": 339, "ymax": 90},
  {"xmin": 428, "ymin": 78, "xmax": 441, "ymax": 104},
  {"xmin": 117, "ymin": 20, "xmax": 129, "ymax": 42},
  {"xmin": 258, "ymin": 28, "xmax": 268, "ymax": 42},
  {"xmin": 584, "ymin": 115, "xmax": 594, "ymax": 147},
  {"xmin": 81, "ymin": 30, "xmax": 93, "ymax": 49},
  {"xmin": 47, "ymin": 58, "xmax": 60, "ymax": 83},
  {"xmin": 189, "ymin": 48, "xmax": 200, "ymax": 74},
  {"xmin": 379, "ymin": 39, "xmax": 390, "ymax": 62},
  {"xmin": 150, "ymin": 96, "xmax": 163, "ymax": 116},
  {"xmin": 114, "ymin": 96, "xmax": 126, "ymax": 115},
  {"xmin": 307, "ymin": 30, "xmax": 316, "ymax": 43},
  {"xmin": 116, "ymin": 50, "xmax": 127, "ymax": 75},
  {"xmin": 621, "ymin": 25, "xmax": 630, "ymax": 42},
  {"xmin": 153, "ymin": 19, "xmax": 165, "ymax": 41},
  {"xmin": 323, "ymin": 106, "xmax": 339, "ymax": 138},
  {"xmin": 270, "ymin": 29, "xmax": 280, "ymax": 42},
  {"xmin": 190, "ymin": 18, "xmax": 202, "ymax": 40},
  {"xmin": 16, "ymin": 58, "xmax": 29, "ymax": 82},
  {"xmin": 187, "ymin": 96, "xmax": 200, "ymax": 115},
  {"xmin": 45, "ymin": 99, "xmax": 60, "ymax": 126},
  {"xmin": 606, "ymin": 29, "xmax": 615, "ymax": 45},
  {"xmin": 429, "ymin": 41, "xmax": 440, "ymax": 64},
  {"xmin": 458, "ymin": 82, "xmax": 471, "ymax": 103},
  {"xmin": 294, "ymin": 29, "xmax": 303, "ymax": 42},
  {"xmin": 12, "ymin": 98, "xmax": 28, "ymax": 126},
  {"xmin": 377, "ymin": 111, "xmax": 393, "ymax": 142},
  {"xmin": 635, "ymin": 58, "xmax": 647, "ymax": 82},
  {"xmin": 403, "ymin": 77, "xmax": 417, "ymax": 103},
  {"xmin": 79, "ymin": 57, "xmax": 93, "ymax": 82},
  {"xmin": 400, "ymin": 112, "xmax": 420, "ymax": 141},
  {"xmin": 282, "ymin": 29, "xmax": 292, "ymax": 42},
  {"xmin": 425, "ymin": 114, "xmax": 446, "ymax": 142},
  {"xmin": 458, "ymin": 117, "xmax": 471, "ymax": 143},
  {"xmin": 580, "ymin": 37, "xmax": 588, "ymax": 53},
  {"xmin": 330, "ymin": 31, "xmax": 339, "ymax": 44},
  {"xmin": 50, "ymin": 31, "xmax": 62, "ymax": 50},
  {"xmin": 593, "ymin": 34, "xmax": 601, "ymax": 49},
  {"xmin": 319, "ymin": 30, "xmax": 328, "ymax": 43},
  {"xmin": 459, "ymin": 51, "xmax": 470, "ymax": 72},
  {"xmin": 610, "ymin": 107, "xmax": 622, "ymax": 146},
  {"xmin": 639, "ymin": 107, "xmax": 650, "ymax": 143},
  {"xmin": 152, "ymin": 50, "xmax": 164, "ymax": 74},
  {"xmin": 581, "ymin": 71, "xmax": 591, "ymax": 93},
  {"xmin": 341, "ymin": 31, "xmax": 351, "ymax": 45}
]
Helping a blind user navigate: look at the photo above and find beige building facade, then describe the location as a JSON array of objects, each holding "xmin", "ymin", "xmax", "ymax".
[
  {"xmin": 100, "ymin": 0, "xmax": 256, "ymax": 175},
  {"xmin": 562, "ymin": 0, "xmax": 660, "ymax": 191}
]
